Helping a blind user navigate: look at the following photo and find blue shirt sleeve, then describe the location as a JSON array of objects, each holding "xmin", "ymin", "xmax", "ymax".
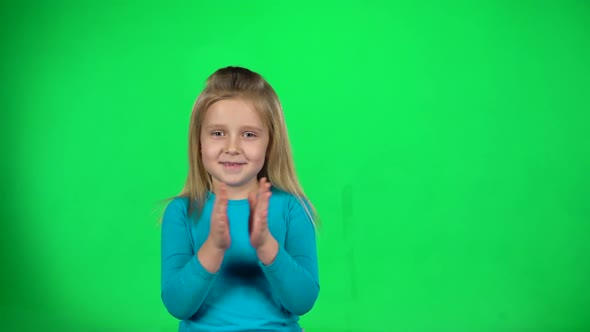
[
  {"xmin": 259, "ymin": 196, "xmax": 320, "ymax": 315},
  {"xmin": 160, "ymin": 198, "xmax": 217, "ymax": 320}
]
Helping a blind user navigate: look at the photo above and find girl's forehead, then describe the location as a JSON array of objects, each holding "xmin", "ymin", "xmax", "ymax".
[{"xmin": 203, "ymin": 98, "xmax": 267, "ymax": 127}]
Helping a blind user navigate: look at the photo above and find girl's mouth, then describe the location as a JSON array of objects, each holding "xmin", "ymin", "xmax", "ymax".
[
  {"xmin": 220, "ymin": 162, "xmax": 246, "ymax": 170},
  {"xmin": 220, "ymin": 162, "xmax": 245, "ymax": 166}
]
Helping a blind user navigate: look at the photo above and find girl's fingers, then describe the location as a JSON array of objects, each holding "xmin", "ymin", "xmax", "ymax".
[
  {"xmin": 265, "ymin": 178, "xmax": 271, "ymax": 193},
  {"xmin": 257, "ymin": 187, "xmax": 271, "ymax": 226},
  {"xmin": 261, "ymin": 184, "xmax": 271, "ymax": 206},
  {"xmin": 214, "ymin": 183, "xmax": 229, "ymax": 226},
  {"xmin": 219, "ymin": 183, "xmax": 227, "ymax": 201},
  {"xmin": 258, "ymin": 177, "xmax": 266, "ymax": 197},
  {"xmin": 251, "ymin": 178, "xmax": 273, "ymax": 230},
  {"xmin": 257, "ymin": 177, "xmax": 271, "ymax": 206},
  {"xmin": 252, "ymin": 178, "xmax": 263, "ymax": 215},
  {"xmin": 220, "ymin": 186, "xmax": 228, "ymax": 221},
  {"xmin": 256, "ymin": 183, "xmax": 266, "ymax": 217},
  {"xmin": 265, "ymin": 178, "xmax": 271, "ymax": 191},
  {"xmin": 249, "ymin": 189, "xmax": 258, "ymax": 208}
]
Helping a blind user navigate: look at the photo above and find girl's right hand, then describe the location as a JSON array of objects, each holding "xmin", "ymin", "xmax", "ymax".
[{"xmin": 208, "ymin": 182, "xmax": 231, "ymax": 251}]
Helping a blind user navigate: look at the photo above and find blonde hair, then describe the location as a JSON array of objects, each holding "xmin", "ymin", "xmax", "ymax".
[{"xmin": 158, "ymin": 66, "xmax": 319, "ymax": 229}]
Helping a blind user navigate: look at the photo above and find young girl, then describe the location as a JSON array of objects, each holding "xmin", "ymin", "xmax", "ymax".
[{"xmin": 160, "ymin": 66, "xmax": 319, "ymax": 332}]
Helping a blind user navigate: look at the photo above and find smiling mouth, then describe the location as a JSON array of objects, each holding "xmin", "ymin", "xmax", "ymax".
[{"xmin": 220, "ymin": 162, "xmax": 246, "ymax": 166}]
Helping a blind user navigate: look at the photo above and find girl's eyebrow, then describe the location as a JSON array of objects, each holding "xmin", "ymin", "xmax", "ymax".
[{"xmin": 205, "ymin": 124, "xmax": 264, "ymax": 132}]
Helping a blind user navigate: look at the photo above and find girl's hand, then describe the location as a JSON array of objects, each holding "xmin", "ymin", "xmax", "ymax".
[
  {"xmin": 248, "ymin": 177, "xmax": 274, "ymax": 250},
  {"xmin": 208, "ymin": 182, "xmax": 231, "ymax": 251}
]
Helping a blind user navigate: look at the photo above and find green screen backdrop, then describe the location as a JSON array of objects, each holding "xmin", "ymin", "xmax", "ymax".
[{"xmin": 2, "ymin": 1, "xmax": 589, "ymax": 331}]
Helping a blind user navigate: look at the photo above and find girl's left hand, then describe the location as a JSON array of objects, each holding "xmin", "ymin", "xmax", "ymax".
[{"xmin": 248, "ymin": 177, "xmax": 274, "ymax": 250}]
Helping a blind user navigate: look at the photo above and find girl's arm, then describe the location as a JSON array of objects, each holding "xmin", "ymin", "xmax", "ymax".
[
  {"xmin": 259, "ymin": 198, "xmax": 320, "ymax": 316},
  {"xmin": 161, "ymin": 198, "xmax": 218, "ymax": 320}
]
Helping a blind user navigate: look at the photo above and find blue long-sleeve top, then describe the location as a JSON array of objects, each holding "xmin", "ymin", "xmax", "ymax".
[{"xmin": 161, "ymin": 188, "xmax": 320, "ymax": 332}]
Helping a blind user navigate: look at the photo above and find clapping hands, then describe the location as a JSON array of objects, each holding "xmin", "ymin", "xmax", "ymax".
[{"xmin": 208, "ymin": 177, "xmax": 277, "ymax": 254}]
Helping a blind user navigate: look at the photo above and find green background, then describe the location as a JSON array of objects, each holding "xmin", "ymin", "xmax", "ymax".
[{"xmin": 2, "ymin": 1, "xmax": 589, "ymax": 331}]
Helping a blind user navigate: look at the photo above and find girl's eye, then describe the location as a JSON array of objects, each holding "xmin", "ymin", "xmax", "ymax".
[
  {"xmin": 244, "ymin": 132, "xmax": 257, "ymax": 138},
  {"xmin": 211, "ymin": 131, "xmax": 224, "ymax": 136}
]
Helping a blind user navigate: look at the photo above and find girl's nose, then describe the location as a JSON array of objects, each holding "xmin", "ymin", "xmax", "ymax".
[{"xmin": 225, "ymin": 136, "xmax": 239, "ymax": 153}]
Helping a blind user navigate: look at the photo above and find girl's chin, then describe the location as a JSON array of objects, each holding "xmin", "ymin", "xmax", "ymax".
[{"xmin": 212, "ymin": 176, "xmax": 259, "ymax": 189}]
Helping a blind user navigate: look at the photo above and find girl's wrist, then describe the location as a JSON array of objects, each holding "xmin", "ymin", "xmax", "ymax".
[
  {"xmin": 204, "ymin": 238, "xmax": 228, "ymax": 255},
  {"xmin": 256, "ymin": 236, "xmax": 278, "ymax": 265},
  {"xmin": 198, "ymin": 239, "xmax": 227, "ymax": 273}
]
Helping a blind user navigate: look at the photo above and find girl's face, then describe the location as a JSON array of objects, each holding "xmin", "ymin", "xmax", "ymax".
[{"xmin": 200, "ymin": 98, "xmax": 270, "ymax": 199}]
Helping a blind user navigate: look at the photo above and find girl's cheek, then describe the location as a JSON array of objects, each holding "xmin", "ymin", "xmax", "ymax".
[{"xmin": 204, "ymin": 140, "xmax": 221, "ymax": 150}]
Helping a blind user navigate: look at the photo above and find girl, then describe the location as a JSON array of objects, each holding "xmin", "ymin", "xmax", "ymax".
[{"xmin": 160, "ymin": 66, "xmax": 319, "ymax": 332}]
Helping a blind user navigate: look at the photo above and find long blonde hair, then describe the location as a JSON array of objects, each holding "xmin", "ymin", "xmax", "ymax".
[{"xmin": 158, "ymin": 66, "xmax": 319, "ymax": 229}]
